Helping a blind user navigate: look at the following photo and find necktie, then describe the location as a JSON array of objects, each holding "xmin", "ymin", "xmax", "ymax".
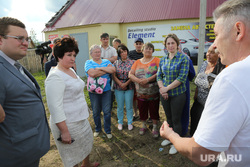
[
  {"xmin": 14, "ymin": 61, "xmax": 25, "ymax": 76},
  {"xmin": 14, "ymin": 61, "xmax": 22, "ymax": 71},
  {"xmin": 14, "ymin": 61, "xmax": 35, "ymax": 87}
]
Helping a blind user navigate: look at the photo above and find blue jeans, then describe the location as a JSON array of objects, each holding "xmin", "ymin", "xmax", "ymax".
[
  {"xmin": 89, "ymin": 90, "xmax": 112, "ymax": 134},
  {"xmin": 115, "ymin": 89, "xmax": 134, "ymax": 125}
]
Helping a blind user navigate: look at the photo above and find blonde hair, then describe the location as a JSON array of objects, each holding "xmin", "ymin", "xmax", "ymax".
[{"xmin": 89, "ymin": 44, "xmax": 101, "ymax": 55}]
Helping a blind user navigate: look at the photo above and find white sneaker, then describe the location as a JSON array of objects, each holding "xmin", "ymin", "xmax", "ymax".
[
  {"xmin": 106, "ymin": 134, "xmax": 112, "ymax": 139},
  {"xmin": 169, "ymin": 145, "xmax": 177, "ymax": 155},
  {"xmin": 128, "ymin": 124, "xmax": 133, "ymax": 131},
  {"xmin": 161, "ymin": 139, "xmax": 171, "ymax": 146},
  {"xmin": 118, "ymin": 124, "xmax": 123, "ymax": 130},
  {"xmin": 94, "ymin": 132, "xmax": 100, "ymax": 137}
]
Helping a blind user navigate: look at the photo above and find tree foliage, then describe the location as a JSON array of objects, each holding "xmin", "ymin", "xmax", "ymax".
[{"xmin": 30, "ymin": 29, "xmax": 40, "ymax": 46}]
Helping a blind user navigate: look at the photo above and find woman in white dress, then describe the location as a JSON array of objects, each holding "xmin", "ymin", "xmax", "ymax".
[{"xmin": 45, "ymin": 37, "xmax": 99, "ymax": 167}]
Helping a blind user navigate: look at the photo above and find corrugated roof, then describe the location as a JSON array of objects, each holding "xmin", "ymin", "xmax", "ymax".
[{"xmin": 43, "ymin": 0, "xmax": 226, "ymax": 32}]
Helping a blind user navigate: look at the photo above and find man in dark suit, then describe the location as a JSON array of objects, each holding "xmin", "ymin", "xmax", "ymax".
[
  {"xmin": 0, "ymin": 17, "xmax": 50, "ymax": 167},
  {"xmin": 44, "ymin": 38, "xmax": 60, "ymax": 77}
]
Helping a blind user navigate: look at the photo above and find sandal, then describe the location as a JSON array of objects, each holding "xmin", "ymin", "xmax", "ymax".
[{"xmin": 139, "ymin": 128, "xmax": 146, "ymax": 135}]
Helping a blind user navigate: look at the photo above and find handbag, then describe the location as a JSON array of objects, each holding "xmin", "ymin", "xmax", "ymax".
[{"xmin": 87, "ymin": 76, "xmax": 107, "ymax": 94}]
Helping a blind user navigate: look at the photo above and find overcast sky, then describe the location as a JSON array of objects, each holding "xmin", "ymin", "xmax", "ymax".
[{"xmin": 0, "ymin": 0, "xmax": 67, "ymax": 41}]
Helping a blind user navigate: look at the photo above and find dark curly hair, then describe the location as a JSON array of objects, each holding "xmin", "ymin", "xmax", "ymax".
[
  {"xmin": 117, "ymin": 44, "xmax": 129, "ymax": 57},
  {"xmin": 53, "ymin": 37, "xmax": 79, "ymax": 62}
]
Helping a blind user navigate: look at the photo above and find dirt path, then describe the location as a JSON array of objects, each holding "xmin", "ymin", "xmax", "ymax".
[{"xmin": 40, "ymin": 105, "xmax": 199, "ymax": 167}]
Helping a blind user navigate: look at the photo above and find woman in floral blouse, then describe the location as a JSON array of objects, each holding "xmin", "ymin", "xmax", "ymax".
[{"xmin": 113, "ymin": 44, "xmax": 135, "ymax": 131}]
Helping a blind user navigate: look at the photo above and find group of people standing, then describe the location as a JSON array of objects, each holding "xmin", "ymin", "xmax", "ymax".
[
  {"xmin": 45, "ymin": 31, "xmax": 223, "ymax": 166},
  {"xmin": 85, "ymin": 32, "xmax": 197, "ymax": 156},
  {"xmin": 86, "ymin": 31, "xmax": 227, "ymax": 158},
  {"xmin": 0, "ymin": 17, "xmax": 221, "ymax": 167}
]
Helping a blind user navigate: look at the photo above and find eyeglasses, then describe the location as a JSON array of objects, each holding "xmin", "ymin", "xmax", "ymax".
[{"xmin": 4, "ymin": 35, "xmax": 30, "ymax": 43}]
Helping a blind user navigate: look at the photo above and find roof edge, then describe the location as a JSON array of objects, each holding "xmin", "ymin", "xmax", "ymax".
[{"xmin": 45, "ymin": 0, "xmax": 75, "ymax": 28}]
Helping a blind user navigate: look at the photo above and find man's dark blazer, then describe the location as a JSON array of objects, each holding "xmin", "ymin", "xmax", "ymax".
[{"xmin": 0, "ymin": 55, "xmax": 50, "ymax": 166}]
